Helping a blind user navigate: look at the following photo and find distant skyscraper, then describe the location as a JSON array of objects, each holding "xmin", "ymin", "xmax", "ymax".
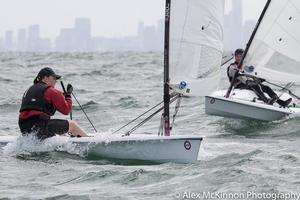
[
  {"xmin": 232, "ymin": 0, "xmax": 243, "ymax": 47},
  {"xmin": 27, "ymin": 24, "xmax": 40, "ymax": 51},
  {"xmin": 73, "ymin": 18, "xmax": 91, "ymax": 51},
  {"xmin": 138, "ymin": 21, "xmax": 144, "ymax": 38},
  {"xmin": 223, "ymin": 0, "xmax": 243, "ymax": 51},
  {"xmin": 137, "ymin": 21, "xmax": 145, "ymax": 50},
  {"xmin": 17, "ymin": 29, "xmax": 26, "ymax": 51},
  {"xmin": 28, "ymin": 25, "xmax": 40, "ymax": 41},
  {"xmin": 243, "ymin": 20, "xmax": 256, "ymax": 46},
  {"xmin": 142, "ymin": 26, "xmax": 158, "ymax": 51},
  {"xmin": 0, "ymin": 38, "xmax": 3, "ymax": 51},
  {"xmin": 55, "ymin": 28, "xmax": 74, "ymax": 51},
  {"xmin": 4, "ymin": 30, "xmax": 13, "ymax": 51},
  {"xmin": 157, "ymin": 19, "xmax": 164, "ymax": 50}
]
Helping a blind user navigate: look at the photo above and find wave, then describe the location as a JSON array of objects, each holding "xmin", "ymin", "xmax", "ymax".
[
  {"xmin": 82, "ymin": 70, "xmax": 103, "ymax": 76},
  {"xmin": 81, "ymin": 69, "xmax": 121, "ymax": 78},
  {"xmin": 0, "ymin": 77, "xmax": 13, "ymax": 83},
  {"xmin": 72, "ymin": 100, "xmax": 98, "ymax": 110},
  {"xmin": 117, "ymin": 96, "xmax": 140, "ymax": 108},
  {"xmin": 54, "ymin": 170, "xmax": 116, "ymax": 186}
]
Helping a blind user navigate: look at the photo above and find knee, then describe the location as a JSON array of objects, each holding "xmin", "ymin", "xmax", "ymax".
[{"xmin": 68, "ymin": 120, "xmax": 78, "ymax": 131}]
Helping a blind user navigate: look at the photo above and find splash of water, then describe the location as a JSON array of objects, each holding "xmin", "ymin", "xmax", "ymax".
[
  {"xmin": 3, "ymin": 134, "xmax": 69, "ymax": 156},
  {"xmin": 2, "ymin": 130, "xmax": 122, "ymax": 158}
]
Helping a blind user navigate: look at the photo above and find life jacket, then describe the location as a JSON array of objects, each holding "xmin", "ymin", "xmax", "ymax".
[
  {"xmin": 227, "ymin": 62, "xmax": 237, "ymax": 82},
  {"xmin": 20, "ymin": 82, "xmax": 56, "ymax": 116}
]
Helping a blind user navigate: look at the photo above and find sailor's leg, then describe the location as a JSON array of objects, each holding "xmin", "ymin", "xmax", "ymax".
[
  {"xmin": 68, "ymin": 120, "xmax": 88, "ymax": 137},
  {"xmin": 260, "ymin": 84, "xmax": 277, "ymax": 98},
  {"xmin": 249, "ymin": 83, "xmax": 269, "ymax": 103}
]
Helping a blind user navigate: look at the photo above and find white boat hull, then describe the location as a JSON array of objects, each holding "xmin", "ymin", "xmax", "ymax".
[
  {"xmin": 0, "ymin": 135, "xmax": 203, "ymax": 163},
  {"xmin": 205, "ymin": 89, "xmax": 299, "ymax": 121}
]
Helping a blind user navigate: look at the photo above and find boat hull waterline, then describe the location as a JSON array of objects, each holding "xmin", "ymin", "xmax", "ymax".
[
  {"xmin": 205, "ymin": 89, "xmax": 300, "ymax": 121},
  {"xmin": 0, "ymin": 135, "xmax": 203, "ymax": 163},
  {"xmin": 205, "ymin": 95, "xmax": 293, "ymax": 121}
]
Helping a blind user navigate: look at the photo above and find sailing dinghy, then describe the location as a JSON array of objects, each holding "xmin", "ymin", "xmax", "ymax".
[
  {"xmin": 0, "ymin": 0, "xmax": 209, "ymax": 163},
  {"xmin": 206, "ymin": 0, "xmax": 300, "ymax": 121}
]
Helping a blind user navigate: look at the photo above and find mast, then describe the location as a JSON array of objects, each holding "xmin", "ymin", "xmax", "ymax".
[
  {"xmin": 163, "ymin": 0, "xmax": 171, "ymax": 136},
  {"xmin": 225, "ymin": 0, "xmax": 272, "ymax": 98}
]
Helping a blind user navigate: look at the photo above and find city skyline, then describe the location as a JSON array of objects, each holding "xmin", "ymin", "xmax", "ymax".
[
  {"xmin": 0, "ymin": 0, "xmax": 262, "ymax": 52},
  {"xmin": 0, "ymin": 17, "xmax": 164, "ymax": 52},
  {"xmin": 0, "ymin": 0, "xmax": 266, "ymax": 39}
]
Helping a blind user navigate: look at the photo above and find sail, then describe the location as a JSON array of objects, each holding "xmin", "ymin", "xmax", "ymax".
[
  {"xmin": 244, "ymin": 0, "xmax": 300, "ymax": 82},
  {"xmin": 169, "ymin": 0, "xmax": 225, "ymax": 96}
]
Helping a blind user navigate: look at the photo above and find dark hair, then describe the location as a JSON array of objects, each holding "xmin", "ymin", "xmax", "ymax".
[
  {"xmin": 234, "ymin": 48, "xmax": 244, "ymax": 55},
  {"xmin": 33, "ymin": 76, "xmax": 41, "ymax": 84}
]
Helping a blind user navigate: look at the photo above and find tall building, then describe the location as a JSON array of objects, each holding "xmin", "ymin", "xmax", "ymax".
[
  {"xmin": 17, "ymin": 29, "xmax": 26, "ymax": 51},
  {"xmin": 4, "ymin": 30, "xmax": 13, "ymax": 51},
  {"xmin": 156, "ymin": 19, "xmax": 164, "ymax": 50},
  {"xmin": 232, "ymin": 0, "xmax": 243, "ymax": 48},
  {"xmin": 73, "ymin": 18, "xmax": 91, "ymax": 51},
  {"xmin": 137, "ymin": 21, "xmax": 145, "ymax": 50},
  {"xmin": 55, "ymin": 28, "xmax": 74, "ymax": 51},
  {"xmin": 142, "ymin": 26, "xmax": 158, "ymax": 51},
  {"xmin": 138, "ymin": 21, "xmax": 144, "ymax": 38},
  {"xmin": 243, "ymin": 20, "xmax": 256, "ymax": 46},
  {"xmin": 28, "ymin": 25, "xmax": 39, "ymax": 41},
  {"xmin": 224, "ymin": 0, "xmax": 243, "ymax": 51},
  {"xmin": 136, "ymin": 20, "xmax": 162, "ymax": 51},
  {"xmin": 27, "ymin": 24, "xmax": 40, "ymax": 51},
  {"xmin": 0, "ymin": 38, "xmax": 4, "ymax": 51}
]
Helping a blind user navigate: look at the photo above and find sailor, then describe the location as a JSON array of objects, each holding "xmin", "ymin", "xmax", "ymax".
[
  {"xmin": 19, "ymin": 67, "xmax": 88, "ymax": 139},
  {"xmin": 227, "ymin": 48, "xmax": 292, "ymax": 107}
]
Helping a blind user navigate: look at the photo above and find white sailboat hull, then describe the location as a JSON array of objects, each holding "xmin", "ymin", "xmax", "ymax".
[
  {"xmin": 0, "ymin": 135, "xmax": 203, "ymax": 163},
  {"xmin": 205, "ymin": 89, "xmax": 299, "ymax": 121}
]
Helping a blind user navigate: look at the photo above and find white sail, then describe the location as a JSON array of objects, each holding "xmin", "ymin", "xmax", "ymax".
[
  {"xmin": 169, "ymin": 0, "xmax": 225, "ymax": 96},
  {"xmin": 244, "ymin": 0, "xmax": 300, "ymax": 82}
]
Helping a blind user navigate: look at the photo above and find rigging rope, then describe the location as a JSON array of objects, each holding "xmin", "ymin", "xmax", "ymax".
[{"xmin": 123, "ymin": 94, "xmax": 179, "ymax": 136}]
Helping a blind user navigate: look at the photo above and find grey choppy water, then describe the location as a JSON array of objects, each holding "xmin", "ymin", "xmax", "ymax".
[{"xmin": 0, "ymin": 52, "xmax": 300, "ymax": 199}]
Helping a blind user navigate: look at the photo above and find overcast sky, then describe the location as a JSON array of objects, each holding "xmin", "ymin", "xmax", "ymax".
[{"xmin": 0, "ymin": 0, "xmax": 267, "ymax": 39}]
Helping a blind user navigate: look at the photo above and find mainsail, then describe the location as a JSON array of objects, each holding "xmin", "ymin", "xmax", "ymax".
[
  {"xmin": 244, "ymin": 0, "xmax": 300, "ymax": 82},
  {"xmin": 169, "ymin": 0, "xmax": 225, "ymax": 96}
]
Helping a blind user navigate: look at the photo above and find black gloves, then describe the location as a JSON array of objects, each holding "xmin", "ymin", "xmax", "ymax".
[
  {"xmin": 64, "ymin": 84, "xmax": 73, "ymax": 98},
  {"xmin": 67, "ymin": 84, "xmax": 73, "ymax": 94},
  {"xmin": 259, "ymin": 78, "xmax": 266, "ymax": 82}
]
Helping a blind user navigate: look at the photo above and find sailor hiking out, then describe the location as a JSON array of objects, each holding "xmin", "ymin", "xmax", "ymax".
[
  {"xmin": 227, "ymin": 48, "xmax": 292, "ymax": 107},
  {"xmin": 19, "ymin": 67, "xmax": 88, "ymax": 139}
]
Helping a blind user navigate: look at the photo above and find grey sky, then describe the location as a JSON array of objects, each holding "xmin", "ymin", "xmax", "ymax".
[{"xmin": 0, "ymin": 0, "xmax": 266, "ymax": 39}]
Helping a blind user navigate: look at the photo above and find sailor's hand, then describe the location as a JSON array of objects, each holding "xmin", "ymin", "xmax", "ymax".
[
  {"xmin": 64, "ymin": 84, "xmax": 73, "ymax": 98},
  {"xmin": 67, "ymin": 84, "xmax": 73, "ymax": 94},
  {"xmin": 237, "ymin": 71, "xmax": 244, "ymax": 76},
  {"xmin": 259, "ymin": 78, "xmax": 266, "ymax": 82}
]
